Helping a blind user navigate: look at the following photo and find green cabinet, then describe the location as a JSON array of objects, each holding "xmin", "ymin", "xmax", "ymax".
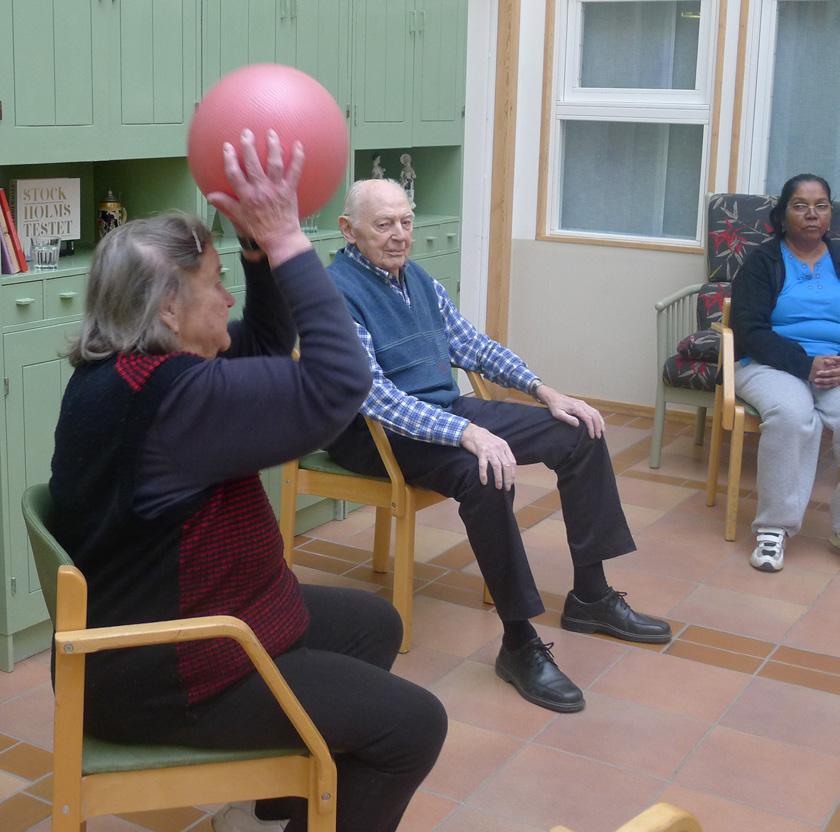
[
  {"xmin": 201, "ymin": 0, "xmax": 350, "ymax": 106},
  {"xmin": 351, "ymin": 0, "xmax": 467, "ymax": 149},
  {"xmin": 0, "ymin": 0, "xmax": 198, "ymax": 165}
]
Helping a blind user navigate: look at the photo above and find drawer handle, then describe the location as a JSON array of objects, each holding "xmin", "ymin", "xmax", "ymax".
[
  {"xmin": 328, "ymin": 250, "xmax": 338, "ymax": 257},
  {"xmin": 425, "ymin": 236, "xmax": 438, "ymax": 243},
  {"xmin": 220, "ymin": 267, "xmax": 230, "ymax": 274},
  {"xmin": 15, "ymin": 298, "xmax": 35, "ymax": 307},
  {"xmin": 59, "ymin": 291, "xmax": 78, "ymax": 299},
  {"xmin": 446, "ymin": 233, "xmax": 457, "ymax": 239}
]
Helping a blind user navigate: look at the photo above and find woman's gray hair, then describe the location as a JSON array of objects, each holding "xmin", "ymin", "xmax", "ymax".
[
  {"xmin": 342, "ymin": 178, "xmax": 405, "ymax": 222},
  {"xmin": 67, "ymin": 213, "xmax": 212, "ymax": 367}
]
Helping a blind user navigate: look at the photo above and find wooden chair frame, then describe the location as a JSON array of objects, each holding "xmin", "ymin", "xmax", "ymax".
[
  {"xmin": 280, "ymin": 370, "xmax": 493, "ymax": 653},
  {"xmin": 552, "ymin": 801, "xmax": 702, "ymax": 832},
  {"xmin": 705, "ymin": 298, "xmax": 761, "ymax": 540},
  {"xmin": 22, "ymin": 485, "xmax": 336, "ymax": 832}
]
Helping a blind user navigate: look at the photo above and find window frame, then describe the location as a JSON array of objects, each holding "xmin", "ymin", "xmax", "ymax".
[{"xmin": 541, "ymin": 0, "xmax": 720, "ymax": 248}]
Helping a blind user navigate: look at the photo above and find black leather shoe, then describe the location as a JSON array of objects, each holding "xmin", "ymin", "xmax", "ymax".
[
  {"xmin": 561, "ymin": 589, "xmax": 672, "ymax": 643},
  {"xmin": 495, "ymin": 637, "xmax": 584, "ymax": 713}
]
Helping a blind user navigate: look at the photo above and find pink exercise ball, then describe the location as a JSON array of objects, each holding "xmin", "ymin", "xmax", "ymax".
[{"xmin": 188, "ymin": 63, "xmax": 349, "ymax": 219}]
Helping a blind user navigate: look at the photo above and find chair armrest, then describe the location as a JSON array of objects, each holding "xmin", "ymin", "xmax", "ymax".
[
  {"xmin": 362, "ymin": 416, "xmax": 408, "ymax": 516},
  {"xmin": 465, "ymin": 369, "xmax": 492, "ymax": 401},
  {"xmin": 720, "ymin": 324, "xmax": 737, "ymax": 431},
  {"xmin": 653, "ymin": 284, "xmax": 706, "ymax": 312},
  {"xmin": 54, "ymin": 566, "xmax": 336, "ymax": 812},
  {"xmin": 615, "ymin": 802, "xmax": 702, "ymax": 832},
  {"xmin": 655, "ymin": 284, "xmax": 705, "ymax": 367}
]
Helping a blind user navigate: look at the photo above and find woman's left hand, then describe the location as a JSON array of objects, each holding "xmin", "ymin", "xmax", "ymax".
[
  {"xmin": 811, "ymin": 355, "xmax": 840, "ymax": 389},
  {"xmin": 207, "ymin": 129, "xmax": 311, "ymax": 266},
  {"xmin": 536, "ymin": 384, "xmax": 605, "ymax": 438}
]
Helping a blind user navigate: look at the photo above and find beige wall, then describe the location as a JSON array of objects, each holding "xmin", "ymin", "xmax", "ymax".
[{"xmin": 507, "ymin": 240, "xmax": 707, "ymax": 406}]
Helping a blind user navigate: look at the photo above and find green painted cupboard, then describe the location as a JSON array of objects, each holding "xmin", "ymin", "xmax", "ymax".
[{"xmin": 0, "ymin": 0, "xmax": 467, "ymax": 669}]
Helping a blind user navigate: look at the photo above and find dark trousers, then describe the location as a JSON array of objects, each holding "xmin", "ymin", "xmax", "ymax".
[
  {"xmin": 153, "ymin": 586, "xmax": 446, "ymax": 832},
  {"xmin": 329, "ymin": 397, "xmax": 635, "ymax": 621}
]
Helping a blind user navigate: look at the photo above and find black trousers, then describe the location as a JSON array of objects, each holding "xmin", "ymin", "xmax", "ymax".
[
  {"xmin": 145, "ymin": 586, "xmax": 446, "ymax": 832},
  {"xmin": 329, "ymin": 397, "xmax": 636, "ymax": 620}
]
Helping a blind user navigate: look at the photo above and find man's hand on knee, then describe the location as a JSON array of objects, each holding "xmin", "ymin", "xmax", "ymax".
[
  {"xmin": 459, "ymin": 424, "xmax": 517, "ymax": 490},
  {"xmin": 535, "ymin": 385, "xmax": 605, "ymax": 439}
]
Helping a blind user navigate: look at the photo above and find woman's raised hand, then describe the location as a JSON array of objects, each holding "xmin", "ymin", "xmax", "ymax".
[{"xmin": 207, "ymin": 128, "xmax": 311, "ymax": 265}]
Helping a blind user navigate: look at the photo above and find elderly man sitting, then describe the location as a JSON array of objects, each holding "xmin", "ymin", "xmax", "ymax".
[{"xmin": 325, "ymin": 179, "xmax": 670, "ymax": 713}]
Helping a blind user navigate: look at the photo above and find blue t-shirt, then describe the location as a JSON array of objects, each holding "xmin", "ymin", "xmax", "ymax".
[{"xmin": 769, "ymin": 241, "xmax": 840, "ymax": 357}]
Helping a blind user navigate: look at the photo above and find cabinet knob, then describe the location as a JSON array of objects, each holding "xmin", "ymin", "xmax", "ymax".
[
  {"xmin": 447, "ymin": 233, "xmax": 456, "ymax": 239},
  {"xmin": 328, "ymin": 250, "xmax": 338, "ymax": 258},
  {"xmin": 59, "ymin": 291, "xmax": 78, "ymax": 300},
  {"xmin": 15, "ymin": 298, "xmax": 35, "ymax": 307},
  {"xmin": 220, "ymin": 267, "xmax": 230, "ymax": 274},
  {"xmin": 425, "ymin": 236, "xmax": 437, "ymax": 244}
]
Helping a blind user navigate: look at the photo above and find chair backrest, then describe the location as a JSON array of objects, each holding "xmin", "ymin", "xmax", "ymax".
[
  {"xmin": 707, "ymin": 192, "xmax": 840, "ymax": 284},
  {"xmin": 21, "ymin": 483, "xmax": 72, "ymax": 627}
]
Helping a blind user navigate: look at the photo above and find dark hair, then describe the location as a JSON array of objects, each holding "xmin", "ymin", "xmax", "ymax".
[{"xmin": 769, "ymin": 173, "xmax": 832, "ymax": 236}]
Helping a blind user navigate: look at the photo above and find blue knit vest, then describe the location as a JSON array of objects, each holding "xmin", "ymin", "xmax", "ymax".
[{"xmin": 328, "ymin": 250, "xmax": 459, "ymax": 408}]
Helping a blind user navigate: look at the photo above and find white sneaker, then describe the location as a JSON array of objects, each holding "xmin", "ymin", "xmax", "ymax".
[
  {"xmin": 212, "ymin": 802, "xmax": 289, "ymax": 832},
  {"xmin": 750, "ymin": 528, "xmax": 786, "ymax": 572}
]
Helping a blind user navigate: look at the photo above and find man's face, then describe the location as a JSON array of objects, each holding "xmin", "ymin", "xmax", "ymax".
[{"xmin": 341, "ymin": 182, "xmax": 414, "ymax": 276}]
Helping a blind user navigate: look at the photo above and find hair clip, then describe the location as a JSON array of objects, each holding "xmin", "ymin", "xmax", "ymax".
[{"xmin": 192, "ymin": 229, "xmax": 203, "ymax": 254}]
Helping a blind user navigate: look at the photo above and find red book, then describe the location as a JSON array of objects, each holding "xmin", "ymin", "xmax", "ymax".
[{"xmin": 0, "ymin": 188, "xmax": 28, "ymax": 273}]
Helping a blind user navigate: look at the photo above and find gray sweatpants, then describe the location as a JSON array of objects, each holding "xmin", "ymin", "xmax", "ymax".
[{"xmin": 735, "ymin": 361, "xmax": 840, "ymax": 536}]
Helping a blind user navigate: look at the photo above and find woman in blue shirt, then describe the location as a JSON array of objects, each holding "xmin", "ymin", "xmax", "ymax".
[{"xmin": 732, "ymin": 173, "xmax": 840, "ymax": 572}]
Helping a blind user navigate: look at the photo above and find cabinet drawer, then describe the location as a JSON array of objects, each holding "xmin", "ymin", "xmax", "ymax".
[
  {"xmin": 439, "ymin": 222, "xmax": 460, "ymax": 253},
  {"xmin": 2, "ymin": 284, "xmax": 44, "ymax": 325},
  {"xmin": 413, "ymin": 224, "xmax": 442, "ymax": 257},
  {"xmin": 44, "ymin": 275, "xmax": 87, "ymax": 319}
]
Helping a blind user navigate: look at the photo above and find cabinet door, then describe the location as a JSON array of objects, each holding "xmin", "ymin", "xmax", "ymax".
[
  {"xmin": 0, "ymin": 0, "xmax": 108, "ymax": 163},
  {"xmin": 3, "ymin": 323, "xmax": 78, "ymax": 632},
  {"xmin": 412, "ymin": 0, "xmax": 467, "ymax": 146},
  {"xmin": 294, "ymin": 0, "xmax": 350, "ymax": 110},
  {"xmin": 202, "ymin": 0, "xmax": 283, "ymax": 93},
  {"xmin": 351, "ymin": 0, "xmax": 413, "ymax": 149},
  {"xmin": 110, "ymin": 0, "xmax": 198, "ymax": 158}
]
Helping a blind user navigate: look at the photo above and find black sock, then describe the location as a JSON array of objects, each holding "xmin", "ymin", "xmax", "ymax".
[
  {"xmin": 572, "ymin": 561, "xmax": 610, "ymax": 603},
  {"xmin": 502, "ymin": 619, "xmax": 538, "ymax": 650}
]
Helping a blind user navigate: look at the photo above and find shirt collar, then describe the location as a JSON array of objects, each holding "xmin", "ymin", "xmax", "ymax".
[{"xmin": 345, "ymin": 244, "xmax": 405, "ymax": 284}]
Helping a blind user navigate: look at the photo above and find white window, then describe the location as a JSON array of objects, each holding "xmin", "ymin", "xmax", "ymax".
[
  {"xmin": 741, "ymin": 0, "xmax": 840, "ymax": 196},
  {"xmin": 545, "ymin": 0, "xmax": 718, "ymax": 245}
]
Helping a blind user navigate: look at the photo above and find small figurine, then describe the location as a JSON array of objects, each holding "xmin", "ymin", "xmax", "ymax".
[
  {"xmin": 399, "ymin": 153, "xmax": 416, "ymax": 209},
  {"xmin": 371, "ymin": 154, "xmax": 386, "ymax": 179}
]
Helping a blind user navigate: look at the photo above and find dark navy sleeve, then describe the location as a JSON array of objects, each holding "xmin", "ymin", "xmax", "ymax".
[
  {"xmin": 134, "ymin": 249, "xmax": 371, "ymax": 516},
  {"xmin": 224, "ymin": 253, "xmax": 297, "ymax": 357}
]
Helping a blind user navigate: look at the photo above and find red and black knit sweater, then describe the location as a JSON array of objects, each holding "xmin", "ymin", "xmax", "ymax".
[{"xmin": 50, "ymin": 352, "xmax": 309, "ymax": 737}]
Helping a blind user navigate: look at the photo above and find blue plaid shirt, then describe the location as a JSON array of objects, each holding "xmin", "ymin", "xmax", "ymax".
[{"xmin": 343, "ymin": 245, "xmax": 539, "ymax": 446}]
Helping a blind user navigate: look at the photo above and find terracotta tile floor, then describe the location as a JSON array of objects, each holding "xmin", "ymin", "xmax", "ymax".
[{"xmin": 2, "ymin": 413, "xmax": 840, "ymax": 831}]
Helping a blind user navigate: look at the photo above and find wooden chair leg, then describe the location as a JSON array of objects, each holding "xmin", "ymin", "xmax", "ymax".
[
  {"xmin": 706, "ymin": 388, "xmax": 723, "ymax": 507},
  {"xmin": 649, "ymin": 382, "xmax": 667, "ymax": 468},
  {"xmin": 393, "ymin": 493, "xmax": 417, "ymax": 653},
  {"xmin": 482, "ymin": 582, "xmax": 493, "ymax": 605},
  {"xmin": 725, "ymin": 408, "xmax": 745, "ymax": 541},
  {"xmin": 279, "ymin": 462, "xmax": 300, "ymax": 566},
  {"xmin": 693, "ymin": 406, "xmax": 707, "ymax": 446},
  {"xmin": 372, "ymin": 508, "xmax": 391, "ymax": 573}
]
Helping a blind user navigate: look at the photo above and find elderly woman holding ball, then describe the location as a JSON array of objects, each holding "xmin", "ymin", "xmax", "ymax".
[{"xmin": 49, "ymin": 129, "xmax": 447, "ymax": 832}]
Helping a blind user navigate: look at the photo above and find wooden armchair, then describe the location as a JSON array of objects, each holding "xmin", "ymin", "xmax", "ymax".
[
  {"xmin": 552, "ymin": 802, "xmax": 702, "ymax": 832},
  {"xmin": 280, "ymin": 370, "xmax": 493, "ymax": 653},
  {"xmin": 21, "ymin": 483, "xmax": 336, "ymax": 832},
  {"xmin": 705, "ymin": 298, "xmax": 761, "ymax": 540}
]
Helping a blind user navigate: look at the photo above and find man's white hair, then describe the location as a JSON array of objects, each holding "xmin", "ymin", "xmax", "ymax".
[{"xmin": 342, "ymin": 178, "xmax": 409, "ymax": 222}]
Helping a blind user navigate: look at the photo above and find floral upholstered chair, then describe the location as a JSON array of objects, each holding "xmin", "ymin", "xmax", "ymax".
[
  {"xmin": 651, "ymin": 192, "xmax": 840, "ymax": 468},
  {"xmin": 650, "ymin": 194, "xmax": 775, "ymax": 467}
]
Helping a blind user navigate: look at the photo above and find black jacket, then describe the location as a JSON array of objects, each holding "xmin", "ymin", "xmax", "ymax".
[{"xmin": 731, "ymin": 237, "xmax": 840, "ymax": 380}]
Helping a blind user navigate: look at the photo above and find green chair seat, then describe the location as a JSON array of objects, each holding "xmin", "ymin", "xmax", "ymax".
[
  {"xmin": 83, "ymin": 734, "xmax": 303, "ymax": 775},
  {"xmin": 299, "ymin": 450, "xmax": 387, "ymax": 481}
]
